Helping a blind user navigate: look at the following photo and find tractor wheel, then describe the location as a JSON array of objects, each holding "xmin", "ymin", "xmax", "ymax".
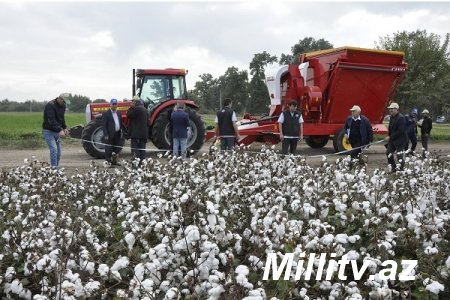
[
  {"xmin": 305, "ymin": 135, "xmax": 329, "ymax": 148},
  {"xmin": 81, "ymin": 118, "xmax": 125, "ymax": 159},
  {"xmin": 152, "ymin": 108, "xmax": 205, "ymax": 154},
  {"xmin": 332, "ymin": 128, "xmax": 352, "ymax": 153}
]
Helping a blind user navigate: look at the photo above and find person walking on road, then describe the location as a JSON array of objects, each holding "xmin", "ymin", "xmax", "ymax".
[
  {"xmin": 278, "ymin": 100, "xmax": 304, "ymax": 155},
  {"xmin": 418, "ymin": 109, "xmax": 433, "ymax": 158},
  {"xmin": 343, "ymin": 105, "xmax": 374, "ymax": 159},
  {"xmin": 404, "ymin": 108, "xmax": 418, "ymax": 155},
  {"xmin": 102, "ymin": 98, "xmax": 123, "ymax": 166},
  {"xmin": 126, "ymin": 97, "xmax": 149, "ymax": 163},
  {"xmin": 215, "ymin": 98, "xmax": 240, "ymax": 151},
  {"xmin": 42, "ymin": 93, "xmax": 70, "ymax": 169},
  {"xmin": 384, "ymin": 102, "xmax": 407, "ymax": 172},
  {"xmin": 171, "ymin": 102, "xmax": 190, "ymax": 159}
]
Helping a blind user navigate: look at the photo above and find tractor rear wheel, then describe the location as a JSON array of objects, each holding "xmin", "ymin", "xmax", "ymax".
[
  {"xmin": 332, "ymin": 128, "xmax": 352, "ymax": 153},
  {"xmin": 152, "ymin": 108, "xmax": 205, "ymax": 154},
  {"xmin": 305, "ymin": 135, "xmax": 329, "ymax": 148},
  {"xmin": 81, "ymin": 118, "xmax": 125, "ymax": 159}
]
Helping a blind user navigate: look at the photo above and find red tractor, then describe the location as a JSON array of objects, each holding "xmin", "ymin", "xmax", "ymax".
[
  {"xmin": 72, "ymin": 69, "xmax": 205, "ymax": 158},
  {"xmin": 206, "ymin": 46, "xmax": 407, "ymax": 152}
]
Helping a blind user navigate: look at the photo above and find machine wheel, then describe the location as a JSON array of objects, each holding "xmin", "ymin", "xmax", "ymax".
[
  {"xmin": 81, "ymin": 118, "xmax": 125, "ymax": 159},
  {"xmin": 152, "ymin": 108, "xmax": 205, "ymax": 154},
  {"xmin": 305, "ymin": 135, "xmax": 329, "ymax": 148},
  {"xmin": 333, "ymin": 128, "xmax": 352, "ymax": 153}
]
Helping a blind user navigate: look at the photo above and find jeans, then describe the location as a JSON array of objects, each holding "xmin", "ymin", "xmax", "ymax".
[
  {"xmin": 131, "ymin": 138, "xmax": 146, "ymax": 161},
  {"xmin": 281, "ymin": 138, "xmax": 298, "ymax": 155},
  {"xmin": 220, "ymin": 137, "xmax": 235, "ymax": 151},
  {"xmin": 42, "ymin": 129, "xmax": 61, "ymax": 168},
  {"xmin": 173, "ymin": 138, "xmax": 188, "ymax": 158}
]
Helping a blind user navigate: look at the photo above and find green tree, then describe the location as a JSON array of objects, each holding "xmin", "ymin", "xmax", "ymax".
[
  {"xmin": 68, "ymin": 94, "xmax": 91, "ymax": 112},
  {"xmin": 279, "ymin": 37, "xmax": 333, "ymax": 64},
  {"xmin": 247, "ymin": 51, "xmax": 278, "ymax": 114},
  {"xmin": 191, "ymin": 73, "xmax": 220, "ymax": 113},
  {"xmin": 376, "ymin": 30, "xmax": 450, "ymax": 116},
  {"xmin": 217, "ymin": 67, "xmax": 249, "ymax": 113}
]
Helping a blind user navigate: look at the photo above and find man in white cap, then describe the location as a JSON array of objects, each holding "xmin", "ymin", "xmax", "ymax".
[
  {"xmin": 343, "ymin": 105, "xmax": 373, "ymax": 159},
  {"xmin": 418, "ymin": 109, "xmax": 432, "ymax": 157},
  {"xmin": 384, "ymin": 102, "xmax": 407, "ymax": 172},
  {"xmin": 102, "ymin": 98, "xmax": 123, "ymax": 166},
  {"xmin": 42, "ymin": 93, "xmax": 70, "ymax": 168}
]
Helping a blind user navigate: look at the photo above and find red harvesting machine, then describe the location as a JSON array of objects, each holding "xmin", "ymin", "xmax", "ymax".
[{"xmin": 206, "ymin": 46, "xmax": 407, "ymax": 152}]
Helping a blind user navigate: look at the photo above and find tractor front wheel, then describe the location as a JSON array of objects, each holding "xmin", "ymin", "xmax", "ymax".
[
  {"xmin": 305, "ymin": 135, "xmax": 329, "ymax": 148},
  {"xmin": 332, "ymin": 128, "xmax": 352, "ymax": 153},
  {"xmin": 81, "ymin": 118, "xmax": 125, "ymax": 159}
]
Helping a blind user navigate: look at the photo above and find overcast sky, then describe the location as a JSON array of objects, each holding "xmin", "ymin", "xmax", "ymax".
[{"xmin": 1, "ymin": 1, "xmax": 449, "ymax": 102}]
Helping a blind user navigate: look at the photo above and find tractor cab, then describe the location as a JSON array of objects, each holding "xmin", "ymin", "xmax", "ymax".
[{"xmin": 134, "ymin": 69, "xmax": 188, "ymax": 112}]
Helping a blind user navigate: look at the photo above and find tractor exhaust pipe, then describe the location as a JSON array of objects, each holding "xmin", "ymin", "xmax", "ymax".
[{"xmin": 132, "ymin": 69, "xmax": 136, "ymax": 97}]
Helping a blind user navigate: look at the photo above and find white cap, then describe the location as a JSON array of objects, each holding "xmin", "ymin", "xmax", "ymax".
[
  {"xmin": 387, "ymin": 102, "xmax": 399, "ymax": 109},
  {"xmin": 349, "ymin": 105, "xmax": 361, "ymax": 112},
  {"xmin": 132, "ymin": 95, "xmax": 141, "ymax": 101},
  {"xmin": 422, "ymin": 109, "xmax": 429, "ymax": 114}
]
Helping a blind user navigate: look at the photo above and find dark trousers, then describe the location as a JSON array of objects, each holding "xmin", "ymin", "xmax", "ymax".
[
  {"xmin": 220, "ymin": 137, "xmax": 235, "ymax": 151},
  {"xmin": 386, "ymin": 142, "xmax": 405, "ymax": 171},
  {"xmin": 350, "ymin": 141, "xmax": 362, "ymax": 159},
  {"xmin": 405, "ymin": 132, "xmax": 417, "ymax": 152},
  {"xmin": 421, "ymin": 134, "xmax": 430, "ymax": 156},
  {"xmin": 105, "ymin": 131, "xmax": 122, "ymax": 162},
  {"xmin": 131, "ymin": 138, "xmax": 146, "ymax": 161},
  {"xmin": 282, "ymin": 138, "xmax": 298, "ymax": 155}
]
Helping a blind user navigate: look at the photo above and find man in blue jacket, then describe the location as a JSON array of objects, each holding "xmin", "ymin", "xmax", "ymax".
[
  {"xmin": 404, "ymin": 108, "xmax": 418, "ymax": 155},
  {"xmin": 171, "ymin": 102, "xmax": 190, "ymax": 159},
  {"xmin": 344, "ymin": 105, "xmax": 374, "ymax": 159}
]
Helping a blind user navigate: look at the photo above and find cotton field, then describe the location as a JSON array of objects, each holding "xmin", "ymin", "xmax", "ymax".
[{"xmin": 0, "ymin": 148, "xmax": 449, "ymax": 299}]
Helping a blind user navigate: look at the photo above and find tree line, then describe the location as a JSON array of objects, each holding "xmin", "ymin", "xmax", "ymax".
[{"xmin": 1, "ymin": 30, "xmax": 449, "ymax": 119}]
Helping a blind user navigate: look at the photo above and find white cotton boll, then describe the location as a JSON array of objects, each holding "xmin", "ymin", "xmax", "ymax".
[
  {"xmin": 164, "ymin": 287, "xmax": 180, "ymax": 299},
  {"xmin": 446, "ymin": 256, "xmax": 450, "ymax": 268},
  {"xmin": 321, "ymin": 234, "xmax": 334, "ymax": 246},
  {"xmin": 110, "ymin": 257, "xmax": 129, "ymax": 280},
  {"xmin": 424, "ymin": 246, "xmax": 438, "ymax": 255},
  {"xmin": 142, "ymin": 278, "xmax": 154, "ymax": 293},
  {"xmin": 346, "ymin": 250, "xmax": 359, "ymax": 260},
  {"xmin": 425, "ymin": 280, "xmax": 444, "ymax": 294},
  {"xmin": 348, "ymin": 235, "xmax": 360, "ymax": 243},
  {"xmin": 207, "ymin": 162, "xmax": 214, "ymax": 170},
  {"xmin": 236, "ymin": 265, "xmax": 249, "ymax": 276},
  {"xmin": 335, "ymin": 234, "xmax": 348, "ymax": 244},
  {"xmin": 84, "ymin": 281, "xmax": 100, "ymax": 295},
  {"xmin": 124, "ymin": 232, "xmax": 136, "ymax": 250},
  {"xmin": 180, "ymin": 194, "xmax": 189, "ymax": 203},
  {"xmin": 378, "ymin": 207, "xmax": 389, "ymax": 216},
  {"xmin": 208, "ymin": 285, "xmax": 225, "ymax": 300}
]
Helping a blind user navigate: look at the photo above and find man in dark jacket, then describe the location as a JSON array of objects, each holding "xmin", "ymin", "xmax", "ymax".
[
  {"xmin": 171, "ymin": 102, "xmax": 190, "ymax": 159},
  {"xmin": 404, "ymin": 108, "xmax": 418, "ymax": 155},
  {"xmin": 102, "ymin": 98, "xmax": 123, "ymax": 165},
  {"xmin": 384, "ymin": 102, "xmax": 407, "ymax": 172},
  {"xmin": 126, "ymin": 97, "xmax": 149, "ymax": 162},
  {"xmin": 215, "ymin": 98, "xmax": 240, "ymax": 151},
  {"xmin": 278, "ymin": 100, "xmax": 304, "ymax": 155},
  {"xmin": 418, "ymin": 109, "xmax": 433, "ymax": 158},
  {"xmin": 344, "ymin": 105, "xmax": 374, "ymax": 159},
  {"xmin": 42, "ymin": 93, "xmax": 69, "ymax": 168}
]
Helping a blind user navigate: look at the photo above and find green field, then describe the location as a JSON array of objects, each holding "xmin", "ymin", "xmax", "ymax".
[{"xmin": 0, "ymin": 112, "xmax": 448, "ymax": 149}]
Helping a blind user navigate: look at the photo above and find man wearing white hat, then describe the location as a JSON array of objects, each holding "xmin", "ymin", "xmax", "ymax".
[
  {"xmin": 384, "ymin": 102, "xmax": 407, "ymax": 172},
  {"xmin": 418, "ymin": 109, "xmax": 432, "ymax": 157},
  {"xmin": 42, "ymin": 93, "xmax": 70, "ymax": 168},
  {"xmin": 343, "ymin": 105, "xmax": 373, "ymax": 159}
]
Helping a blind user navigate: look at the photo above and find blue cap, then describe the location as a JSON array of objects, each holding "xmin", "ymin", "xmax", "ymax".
[
  {"xmin": 412, "ymin": 108, "xmax": 418, "ymax": 114},
  {"xmin": 110, "ymin": 98, "xmax": 118, "ymax": 105}
]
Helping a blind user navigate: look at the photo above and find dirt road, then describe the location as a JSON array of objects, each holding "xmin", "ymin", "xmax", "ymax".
[{"xmin": 1, "ymin": 140, "xmax": 450, "ymax": 174}]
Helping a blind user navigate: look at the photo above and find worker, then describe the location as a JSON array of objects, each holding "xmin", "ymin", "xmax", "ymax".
[
  {"xmin": 418, "ymin": 109, "xmax": 433, "ymax": 158},
  {"xmin": 215, "ymin": 98, "xmax": 240, "ymax": 151},
  {"xmin": 127, "ymin": 96, "xmax": 149, "ymax": 163},
  {"xmin": 171, "ymin": 101, "xmax": 190, "ymax": 159},
  {"xmin": 384, "ymin": 102, "xmax": 407, "ymax": 172},
  {"xmin": 42, "ymin": 93, "xmax": 70, "ymax": 169},
  {"xmin": 278, "ymin": 100, "xmax": 304, "ymax": 155},
  {"xmin": 404, "ymin": 108, "xmax": 418, "ymax": 155},
  {"xmin": 102, "ymin": 98, "xmax": 123, "ymax": 166},
  {"xmin": 343, "ymin": 105, "xmax": 373, "ymax": 159}
]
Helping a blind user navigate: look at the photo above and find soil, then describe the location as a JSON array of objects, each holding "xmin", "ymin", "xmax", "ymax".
[{"xmin": 1, "ymin": 140, "xmax": 450, "ymax": 175}]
